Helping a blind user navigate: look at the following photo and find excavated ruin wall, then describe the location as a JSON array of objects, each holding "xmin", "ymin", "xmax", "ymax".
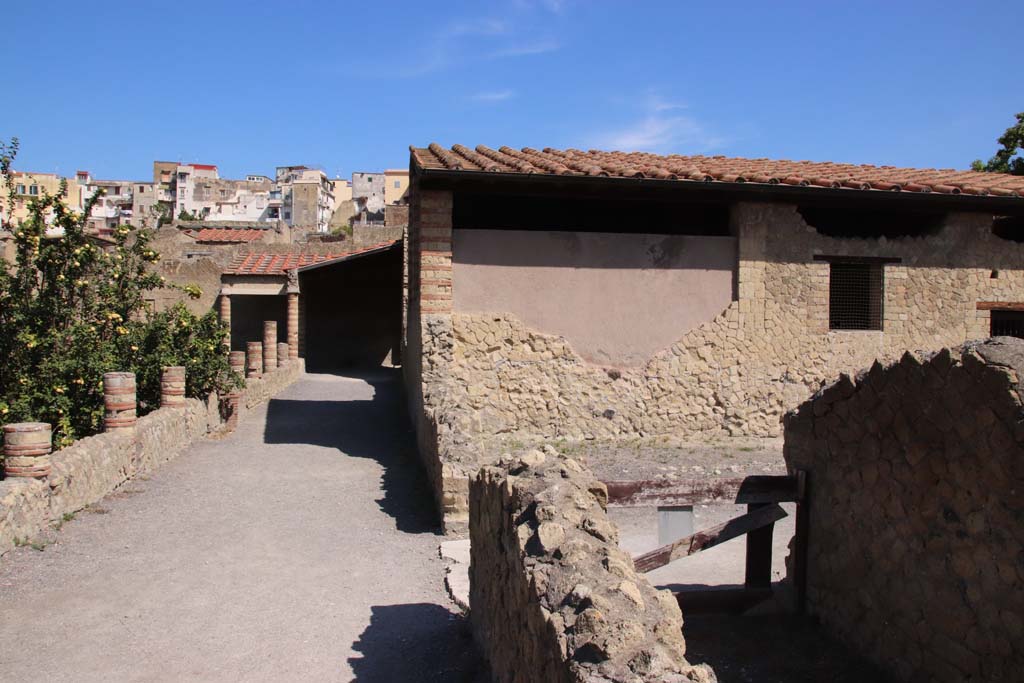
[
  {"xmin": 783, "ymin": 337, "xmax": 1024, "ymax": 682},
  {"xmin": 469, "ymin": 449, "xmax": 715, "ymax": 683},
  {"xmin": 408, "ymin": 192, "xmax": 1024, "ymax": 528}
]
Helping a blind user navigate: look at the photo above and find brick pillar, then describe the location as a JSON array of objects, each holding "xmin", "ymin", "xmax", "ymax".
[
  {"xmin": 277, "ymin": 342, "xmax": 289, "ymax": 367},
  {"xmin": 160, "ymin": 366, "xmax": 186, "ymax": 408},
  {"xmin": 103, "ymin": 372, "xmax": 137, "ymax": 431},
  {"xmin": 219, "ymin": 292, "xmax": 231, "ymax": 347},
  {"xmin": 246, "ymin": 342, "xmax": 263, "ymax": 379},
  {"xmin": 228, "ymin": 350, "xmax": 246, "ymax": 379},
  {"xmin": 3, "ymin": 422, "xmax": 52, "ymax": 478},
  {"xmin": 262, "ymin": 321, "xmax": 277, "ymax": 373},
  {"xmin": 287, "ymin": 293, "xmax": 299, "ymax": 359},
  {"xmin": 226, "ymin": 351, "xmax": 245, "ymax": 431},
  {"xmin": 419, "ymin": 190, "xmax": 453, "ymax": 315}
]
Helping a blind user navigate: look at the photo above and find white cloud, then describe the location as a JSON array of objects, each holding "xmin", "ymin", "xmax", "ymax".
[
  {"xmin": 489, "ymin": 40, "xmax": 560, "ymax": 58},
  {"xmin": 469, "ymin": 90, "xmax": 516, "ymax": 103},
  {"xmin": 590, "ymin": 93, "xmax": 726, "ymax": 153},
  {"xmin": 446, "ymin": 19, "xmax": 508, "ymax": 38}
]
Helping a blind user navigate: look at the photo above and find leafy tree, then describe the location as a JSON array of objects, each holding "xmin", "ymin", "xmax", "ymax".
[
  {"xmin": 0, "ymin": 139, "xmax": 240, "ymax": 447},
  {"xmin": 972, "ymin": 112, "xmax": 1024, "ymax": 175}
]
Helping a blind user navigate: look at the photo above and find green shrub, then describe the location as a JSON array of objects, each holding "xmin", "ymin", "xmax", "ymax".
[{"xmin": 0, "ymin": 138, "xmax": 241, "ymax": 449}]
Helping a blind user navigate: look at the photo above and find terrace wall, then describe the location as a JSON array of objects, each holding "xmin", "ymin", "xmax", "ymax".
[{"xmin": 783, "ymin": 338, "xmax": 1024, "ymax": 682}]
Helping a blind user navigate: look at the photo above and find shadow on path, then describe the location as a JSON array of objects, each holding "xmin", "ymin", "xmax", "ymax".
[
  {"xmin": 262, "ymin": 369, "xmax": 438, "ymax": 534},
  {"xmin": 348, "ymin": 604, "xmax": 484, "ymax": 682}
]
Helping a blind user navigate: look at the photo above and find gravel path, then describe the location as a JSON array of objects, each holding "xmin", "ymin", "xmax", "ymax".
[{"xmin": 0, "ymin": 370, "xmax": 480, "ymax": 682}]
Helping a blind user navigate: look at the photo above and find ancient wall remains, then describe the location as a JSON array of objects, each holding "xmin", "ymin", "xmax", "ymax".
[
  {"xmin": 452, "ymin": 230, "xmax": 735, "ymax": 366},
  {"xmin": 470, "ymin": 449, "xmax": 714, "ymax": 683},
  {"xmin": 407, "ymin": 193, "xmax": 1024, "ymax": 527},
  {"xmin": 783, "ymin": 337, "xmax": 1024, "ymax": 682},
  {"xmin": 441, "ymin": 205, "xmax": 1022, "ymax": 442}
]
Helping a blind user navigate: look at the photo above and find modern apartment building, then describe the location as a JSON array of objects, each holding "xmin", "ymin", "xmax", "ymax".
[
  {"xmin": 0, "ymin": 171, "xmax": 82, "ymax": 227},
  {"xmin": 384, "ymin": 168, "xmax": 409, "ymax": 205},
  {"xmin": 274, "ymin": 166, "xmax": 336, "ymax": 232}
]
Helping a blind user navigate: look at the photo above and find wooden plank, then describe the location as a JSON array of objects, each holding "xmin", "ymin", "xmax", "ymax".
[
  {"xmin": 744, "ymin": 503, "xmax": 775, "ymax": 590},
  {"xmin": 977, "ymin": 301, "xmax": 1024, "ymax": 311},
  {"xmin": 633, "ymin": 503, "xmax": 788, "ymax": 573},
  {"xmin": 792, "ymin": 470, "xmax": 810, "ymax": 614},
  {"xmin": 604, "ymin": 475, "xmax": 800, "ymax": 507}
]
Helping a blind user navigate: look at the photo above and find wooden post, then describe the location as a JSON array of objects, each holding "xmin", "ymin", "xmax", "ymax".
[
  {"xmin": 744, "ymin": 502, "xmax": 775, "ymax": 590},
  {"xmin": 793, "ymin": 470, "xmax": 810, "ymax": 614},
  {"xmin": 3, "ymin": 422, "xmax": 52, "ymax": 478}
]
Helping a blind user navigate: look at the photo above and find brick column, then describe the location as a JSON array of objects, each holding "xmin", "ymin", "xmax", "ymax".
[
  {"xmin": 160, "ymin": 366, "xmax": 186, "ymax": 408},
  {"xmin": 287, "ymin": 293, "xmax": 299, "ymax": 359},
  {"xmin": 225, "ymin": 351, "xmax": 245, "ymax": 431},
  {"xmin": 219, "ymin": 291, "xmax": 231, "ymax": 347},
  {"xmin": 246, "ymin": 342, "xmax": 263, "ymax": 379},
  {"xmin": 262, "ymin": 321, "xmax": 277, "ymax": 373},
  {"xmin": 419, "ymin": 191, "xmax": 453, "ymax": 315},
  {"xmin": 103, "ymin": 372, "xmax": 137, "ymax": 431},
  {"xmin": 277, "ymin": 342, "xmax": 289, "ymax": 367},
  {"xmin": 3, "ymin": 422, "xmax": 52, "ymax": 478},
  {"xmin": 228, "ymin": 350, "xmax": 246, "ymax": 379}
]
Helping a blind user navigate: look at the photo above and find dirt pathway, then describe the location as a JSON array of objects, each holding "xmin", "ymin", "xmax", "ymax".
[{"xmin": 0, "ymin": 371, "xmax": 479, "ymax": 682}]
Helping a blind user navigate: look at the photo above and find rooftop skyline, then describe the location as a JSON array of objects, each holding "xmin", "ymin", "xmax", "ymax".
[{"xmin": 4, "ymin": 0, "xmax": 1021, "ymax": 180}]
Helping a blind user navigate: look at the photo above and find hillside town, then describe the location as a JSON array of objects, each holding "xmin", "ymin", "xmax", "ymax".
[{"xmin": 0, "ymin": 160, "xmax": 407, "ymax": 236}]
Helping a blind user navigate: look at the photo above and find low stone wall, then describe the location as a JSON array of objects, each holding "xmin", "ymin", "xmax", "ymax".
[
  {"xmin": 784, "ymin": 337, "xmax": 1024, "ymax": 682},
  {"xmin": 470, "ymin": 449, "xmax": 715, "ymax": 683},
  {"xmin": 237, "ymin": 357, "xmax": 305, "ymax": 412},
  {"xmin": 0, "ymin": 360, "xmax": 303, "ymax": 557}
]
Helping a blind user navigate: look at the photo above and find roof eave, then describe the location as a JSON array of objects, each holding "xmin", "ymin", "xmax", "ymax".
[
  {"xmin": 295, "ymin": 242, "xmax": 400, "ymax": 273},
  {"xmin": 413, "ymin": 166, "xmax": 1024, "ymax": 214}
]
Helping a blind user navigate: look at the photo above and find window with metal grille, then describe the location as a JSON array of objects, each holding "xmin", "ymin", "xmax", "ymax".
[
  {"xmin": 829, "ymin": 261, "xmax": 883, "ymax": 330},
  {"xmin": 990, "ymin": 310, "xmax": 1024, "ymax": 338}
]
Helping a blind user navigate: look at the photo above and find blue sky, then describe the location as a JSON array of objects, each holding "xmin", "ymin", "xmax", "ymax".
[{"xmin": 4, "ymin": 0, "xmax": 1021, "ymax": 181}]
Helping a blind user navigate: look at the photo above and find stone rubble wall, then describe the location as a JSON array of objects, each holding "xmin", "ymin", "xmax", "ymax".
[
  {"xmin": 408, "ymin": 194, "xmax": 1024, "ymax": 527},
  {"xmin": 0, "ymin": 361, "xmax": 303, "ymax": 556},
  {"xmin": 470, "ymin": 449, "xmax": 715, "ymax": 683},
  {"xmin": 783, "ymin": 337, "xmax": 1024, "ymax": 682}
]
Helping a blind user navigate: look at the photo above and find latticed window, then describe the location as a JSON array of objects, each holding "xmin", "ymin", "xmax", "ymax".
[
  {"xmin": 990, "ymin": 310, "xmax": 1024, "ymax": 338},
  {"xmin": 829, "ymin": 261, "xmax": 884, "ymax": 330}
]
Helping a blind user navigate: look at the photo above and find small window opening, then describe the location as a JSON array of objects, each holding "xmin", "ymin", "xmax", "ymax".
[
  {"xmin": 992, "ymin": 216, "xmax": 1024, "ymax": 243},
  {"xmin": 829, "ymin": 261, "xmax": 884, "ymax": 330},
  {"xmin": 800, "ymin": 206, "xmax": 944, "ymax": 239},
  {"xmin": 991, "ymin": 310, "xmax": 1024, "ymax": 338}
]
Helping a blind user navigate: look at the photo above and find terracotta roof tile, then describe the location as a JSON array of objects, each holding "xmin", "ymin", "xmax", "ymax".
[
  {"xmin": 194, "ymin": 228, "xmax": 266, "ymax": 243},
  {"xmin": 224, "ymin": 241, "xmax": 399, "ymax": 276},
  {"xmin": 410, "ymin": 145, "xmax": 1024, "ymax": 199}
]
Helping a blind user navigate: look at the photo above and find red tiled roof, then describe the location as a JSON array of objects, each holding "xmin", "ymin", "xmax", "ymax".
[
  {"xmin": 410, "ymin": 144, "xmax": 1024, "ymax": 199},
  {"xmin": 224, "ymin": 241, "xmax": 399, "ymax": 276},
  {"xmin": 189, "ymin": 163, "xmax": 218, "ymax": 171},
  {"xmin": 194, "ymin": 228, "xmax": 266, "ymax": 243}
]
